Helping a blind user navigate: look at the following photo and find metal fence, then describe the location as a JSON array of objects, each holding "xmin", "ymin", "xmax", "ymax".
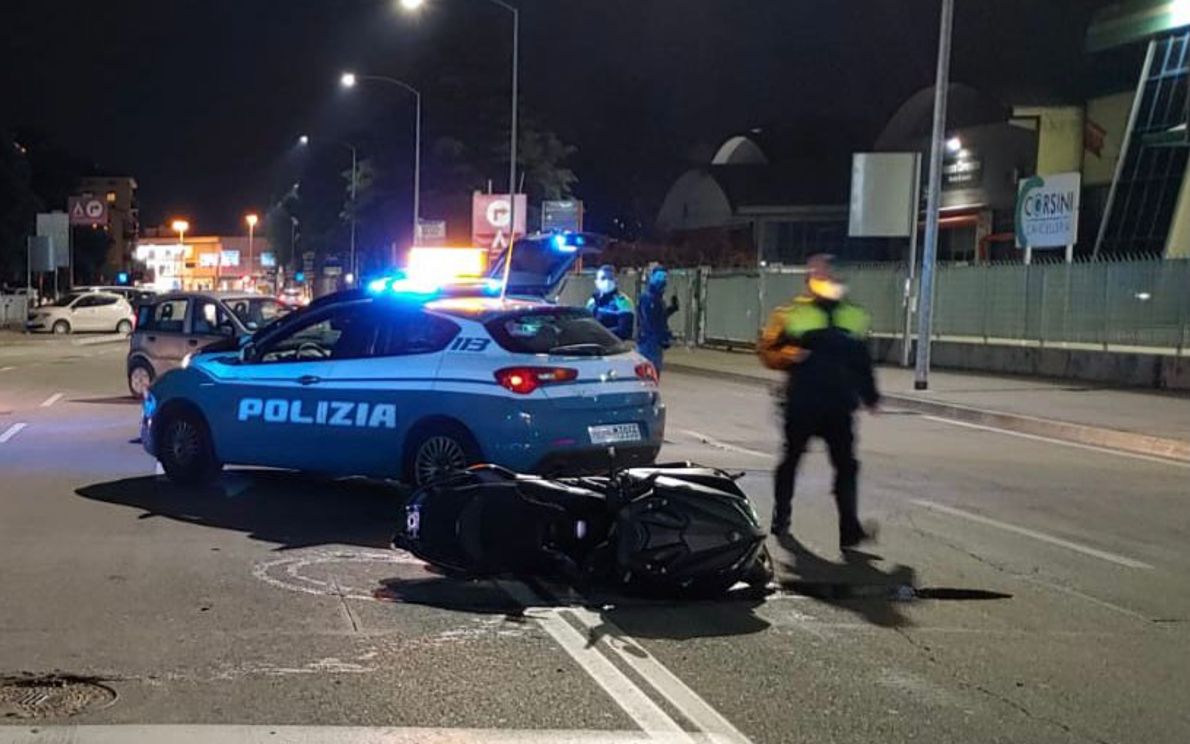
[
  {"xmin": 556, "ymin": 257, "xmax": 1190, "ymax": 355},
  {"xmin": 0, "ymin": 295, "xmax": 28, "ymax": 328}
]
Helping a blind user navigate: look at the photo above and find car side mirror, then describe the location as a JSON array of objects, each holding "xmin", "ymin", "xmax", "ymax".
[{"xmin": 240, "ymin": 341, "xmax": 258, "ymax": 363}]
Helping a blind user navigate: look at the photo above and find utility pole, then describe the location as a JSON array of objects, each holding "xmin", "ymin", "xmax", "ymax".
[
  {"xmin": 499, "ymin": 3, "xmax": 520, "ymax": 299},
  {"xmin": 348, "ymin": 145, "xmax": 358, "ymax": 279},
  {"xmin": 913, "ymin": 0, "xmax": 955, "ymax": 390}
]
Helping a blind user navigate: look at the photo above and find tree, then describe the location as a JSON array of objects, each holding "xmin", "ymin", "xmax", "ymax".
[{"xmin": 0, "ymin": 131, "xmax": 38, "ymax": 284}]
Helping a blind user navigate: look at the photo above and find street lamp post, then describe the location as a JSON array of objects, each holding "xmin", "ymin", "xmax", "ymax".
[
  {"xmin": 245, "ymin": 213, "xmax": 259, "ymax": 290},
  {"xmin": 340, "ymin": 71, "xmax": 421, "ymax": 264},
  {"xmin": 398, "ymin": 0, "xmax": 517, "ymax": 296},
  {"xmin": 171, "ymin": 219, "xmax": 189, "ymax": 291}
]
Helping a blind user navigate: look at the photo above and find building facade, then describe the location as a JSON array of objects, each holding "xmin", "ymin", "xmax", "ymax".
[
  {"xmin": 135, "ymin": 232, "xmax": 276, "ymax": 293},
  {"xmin": 77, "ymin": 176, "xmax": 138, "ymax": 274}
]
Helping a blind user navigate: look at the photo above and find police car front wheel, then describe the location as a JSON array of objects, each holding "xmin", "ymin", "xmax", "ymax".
[
  {"xmin": 405, "ymin": 423, "xmax": 479, "ymax": 487},
  {"xmin": 158, "ymin": 408, "xmax": 221, "ymax": 486}
]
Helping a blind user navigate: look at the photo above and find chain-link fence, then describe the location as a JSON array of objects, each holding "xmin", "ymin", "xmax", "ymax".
[{"xmin": 553, "ymin": 257, "xmax": 1190, "ymax": 355}]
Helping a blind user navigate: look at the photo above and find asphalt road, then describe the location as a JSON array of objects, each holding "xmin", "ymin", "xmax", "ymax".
[{"xmin": 1, "ymin": 339, "xmax": 1187, "ymax": 743}]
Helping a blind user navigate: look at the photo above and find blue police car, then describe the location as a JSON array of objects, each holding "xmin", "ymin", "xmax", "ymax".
[{"xmin": 141, "ymin": 283, "xmax": 665, "ymax": 487}]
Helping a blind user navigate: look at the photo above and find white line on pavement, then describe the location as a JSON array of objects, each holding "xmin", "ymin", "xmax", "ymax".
[
  {"xmin": 920, "ymin": 415, "xmax": 1190, "ymax": 470},
  {"xmin": 677, "ymin": 429, "xmax": 771, "ymax": 459},
  {"xmin": 0, "ymin": 725, "xmax": 703, "ymax": 744},
  {"xmin": 910, "ymin": 499, "xmax": 1154, "ymax": 570},
  {"xmin": 0, "ymin": 365, "xmax": 14, "ymax": 372},
  {"xmin": 565, "ymin": 605, "xmax": 753, "ymax": 744},
  {"xmin": 0, "ymin": 422, "xmax": 28, "ymax": 443},
  {"xmin": 496, "ymin": 581, "xmax": 689, "ymax": 740},
  {"xmin": 39, "ymin": 392, "xmax": 64, "ymax": 408}
]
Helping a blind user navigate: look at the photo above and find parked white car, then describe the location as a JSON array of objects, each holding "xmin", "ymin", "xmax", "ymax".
[{"xmin": 26, "ymin": 291, "xmax": 135, "ymax": 334}]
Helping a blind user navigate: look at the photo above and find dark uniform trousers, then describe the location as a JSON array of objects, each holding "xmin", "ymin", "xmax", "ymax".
[{"xmin": 773, "ymin": 403, "xmax": 861, "ymax": 540}]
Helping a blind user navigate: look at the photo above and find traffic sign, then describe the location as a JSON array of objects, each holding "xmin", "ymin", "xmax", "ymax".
[
  {"xmin": 472, "ymin": 193, "xmax": 527, "ymax": 258},
  {"xmin": 542, "ymin": 200, "xmax": 584, "ymax": 233},
  {"xmin": 68, "ymin": 196, "xmax": 108, "ymax": 227}
]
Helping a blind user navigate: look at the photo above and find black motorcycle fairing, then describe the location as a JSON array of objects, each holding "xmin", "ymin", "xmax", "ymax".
[
  {"xmin": 394, "ymin": 465, "xmax": 610, "ymax": 577},
  {"xmin": 613, "ymin": 473, "xmax": 767, "ymax": 595}
]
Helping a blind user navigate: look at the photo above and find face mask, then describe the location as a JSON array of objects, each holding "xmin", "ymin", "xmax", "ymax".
[{"xmin": 595, "ymin": 277, "xmax": 616, "ymax": 295}]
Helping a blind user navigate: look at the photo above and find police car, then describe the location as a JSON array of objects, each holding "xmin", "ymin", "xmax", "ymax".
[{"xmin": 141, "ymin": 277, "xmax": 665, "ymax": 487}]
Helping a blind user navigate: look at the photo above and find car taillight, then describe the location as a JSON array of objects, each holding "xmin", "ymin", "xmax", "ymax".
[
  {"xmin": 494, "ymin": 366, "xmax": 578, "ymax": 395},
  {"xmin": 635, "ymin": 362, "xmax": 659, "ymax": 383}
]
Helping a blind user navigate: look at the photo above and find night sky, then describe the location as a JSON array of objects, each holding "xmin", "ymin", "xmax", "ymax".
[{"xmin": 2, "ymin": 0, "xmax": 1104, "ymax": 237}]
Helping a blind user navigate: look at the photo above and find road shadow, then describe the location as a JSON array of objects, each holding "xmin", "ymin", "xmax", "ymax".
[
  {"xmin": 775, "ymin": 533, "xmax": 918, "ymax": 628},
  {"xmin": 773, "ymin": 534, "xmax": 1012, "ymax": 628},
  {"xmin": 582, "ymin": 586, "xmax": 771, "ymax": 641},
  {"xmin": 71, "ymin": 395, "xmax": 140, "ymax": 406},
  {"xmin": 374, "ymin": 574, "xmax": 770, "ymax": 640},
  {"xmin": 76, "ymin": 471, "xmax": 407, "ymax": 550}
]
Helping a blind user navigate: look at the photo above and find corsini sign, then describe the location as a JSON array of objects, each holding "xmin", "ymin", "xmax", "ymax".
[{"xmin": 1015, "ymin": 172, "xmax": 1081, "ymax": 249}]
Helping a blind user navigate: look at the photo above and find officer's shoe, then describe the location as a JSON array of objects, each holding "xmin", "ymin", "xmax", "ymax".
[{"xmin": 840, "ymin": 520, "xmax": 879, "ymax": 550}]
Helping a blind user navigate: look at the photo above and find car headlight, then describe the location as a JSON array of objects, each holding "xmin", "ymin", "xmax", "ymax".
[{"xmin": 181, "ymin": 353, "xmax": 193, "ymax": 369}]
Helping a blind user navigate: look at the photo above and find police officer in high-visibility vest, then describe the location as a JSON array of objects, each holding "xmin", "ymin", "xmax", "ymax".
[
  {"xmin": 758, "ymin": 254, "xmax": 880, "ymax": 548},
  {"xmin": 587, "ymin": 265, "xmax": 635, "ymax": 341}
]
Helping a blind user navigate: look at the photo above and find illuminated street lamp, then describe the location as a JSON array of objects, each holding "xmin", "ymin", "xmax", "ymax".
[
  {"xmin": 245, "ymin": 213, "xmax": 259, "ymax": 289},
  {"xmin": 399, "ymin": 0, "xmax": 517, "ymax": 296},
  {"xmin": 339, "ymin": 71, "xmax": 421, "ymax": 264}
]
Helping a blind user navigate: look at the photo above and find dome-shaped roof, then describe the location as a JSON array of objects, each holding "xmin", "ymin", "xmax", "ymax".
[
  {"xmin": 711, "ymin": 136, "xmax": 769, "ymax": 165},
  {"xmin": 876, "ymin": 84, "xmax": 1010, "ymax": 150}
]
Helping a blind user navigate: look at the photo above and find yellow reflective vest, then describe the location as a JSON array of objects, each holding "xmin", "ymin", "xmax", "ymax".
[{"xmin": 757, "ymin": 295, "xmax": 870, "ymax": 371}]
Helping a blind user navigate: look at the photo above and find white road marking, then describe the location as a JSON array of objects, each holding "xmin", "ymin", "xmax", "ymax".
[
  {"xmin": 920, "ymin": 415, "xmax": 1190, "ymax": 470},
  {"xmin": 497, "ymin": 581, "xmax": 690, "ymax": 740},
  {"xmin": 565, "ymin": 606, "xmax": 753, "ymax": 744},
  {"xmin": 0, "ymin": 422, "xmax": 28, "ymax": 443},
  {"xmin": 0, "ymin": 365, "xmax": 14, "ymax": 372},
  {"xmin": 0, "ymin": 725, "xmax": 704, "ymax": 743},
  {"xmin": 677, "ymin": 428, "xmax": 771, "ymax": 459},
  {"xmin": 39, "ymin": 392, "xmax": 64, "ymax": 408},
  {"xmin": 910, "ymin": 499, "xmax": 1154, "ymax": 570},
  {"xmin": 154, "ymin": 461, "xmax": 164, "ymax": 475}
]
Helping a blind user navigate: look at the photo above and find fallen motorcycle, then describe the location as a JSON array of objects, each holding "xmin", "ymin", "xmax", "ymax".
[{"xmin": 393, "ymin": 462, "xmax": 772, "ymax": 597}]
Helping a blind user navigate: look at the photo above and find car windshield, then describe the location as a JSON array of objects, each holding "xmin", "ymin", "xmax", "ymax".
[
  {"xmin": 225, "ymin": 297, "xmax": 286, "ymax": 330},
  {"xmin": 53, "ymin": 293, "xmax": 82, "ymax": 307},
  {"xmin": 486, "ymin": 307, "xmax": 628, "ymax": 356}
]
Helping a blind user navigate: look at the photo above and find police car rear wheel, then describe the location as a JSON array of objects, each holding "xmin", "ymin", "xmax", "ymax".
[
  {"xmin": 407, "ymin": 425, "xmax": 478, "ymax": 487},
  {"xmin": 158, "ymin": 409, "xmax": 220, "ymax": 486}
]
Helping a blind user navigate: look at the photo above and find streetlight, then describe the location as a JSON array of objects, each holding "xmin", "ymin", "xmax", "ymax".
[
  {"xmin": 399, "ymin": 0, "xmax": 517, "ymax": 296},
  {"xmin": 171, "ymin": 219, "xmax": 189, "ymax": 291},
  {"xmin": 298, "ymin": 134, "xmax": 360, "ymax": 278},
  {"xmin": 339, "ymin": 71, "xmax": 421, "ymax": 264},
  {"xmin": 245, "ymin": 213, "xmax": 259, "ymax": 290}
]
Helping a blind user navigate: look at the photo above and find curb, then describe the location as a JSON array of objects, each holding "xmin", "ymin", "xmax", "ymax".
[
  {"xmin": 71, "ymin": 334, "xmax": 128, "ymax": 347},
  {"xmin": 667, "ymin": 362, "xmax": 1190, "ymax": 465}
]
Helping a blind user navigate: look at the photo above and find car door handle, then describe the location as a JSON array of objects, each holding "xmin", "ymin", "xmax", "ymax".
[{"xmin": 297, "ymin": 375, "xmax": 321, "ymax": 386}]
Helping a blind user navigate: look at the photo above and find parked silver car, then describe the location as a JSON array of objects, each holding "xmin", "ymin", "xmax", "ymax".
[{"xmin": 126, "ymin": 291, "xmax": 288, "ymax": 397}]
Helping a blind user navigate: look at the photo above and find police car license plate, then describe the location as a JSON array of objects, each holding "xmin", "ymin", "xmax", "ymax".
[{"xmin": 588, "ymin": 423, "xmax": 642, "ymax": 444}]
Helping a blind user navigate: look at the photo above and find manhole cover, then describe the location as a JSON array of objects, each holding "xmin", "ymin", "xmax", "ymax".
[{"xmin": 0, "ymin": 675, "xmax": 116, "ymax": 719}]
